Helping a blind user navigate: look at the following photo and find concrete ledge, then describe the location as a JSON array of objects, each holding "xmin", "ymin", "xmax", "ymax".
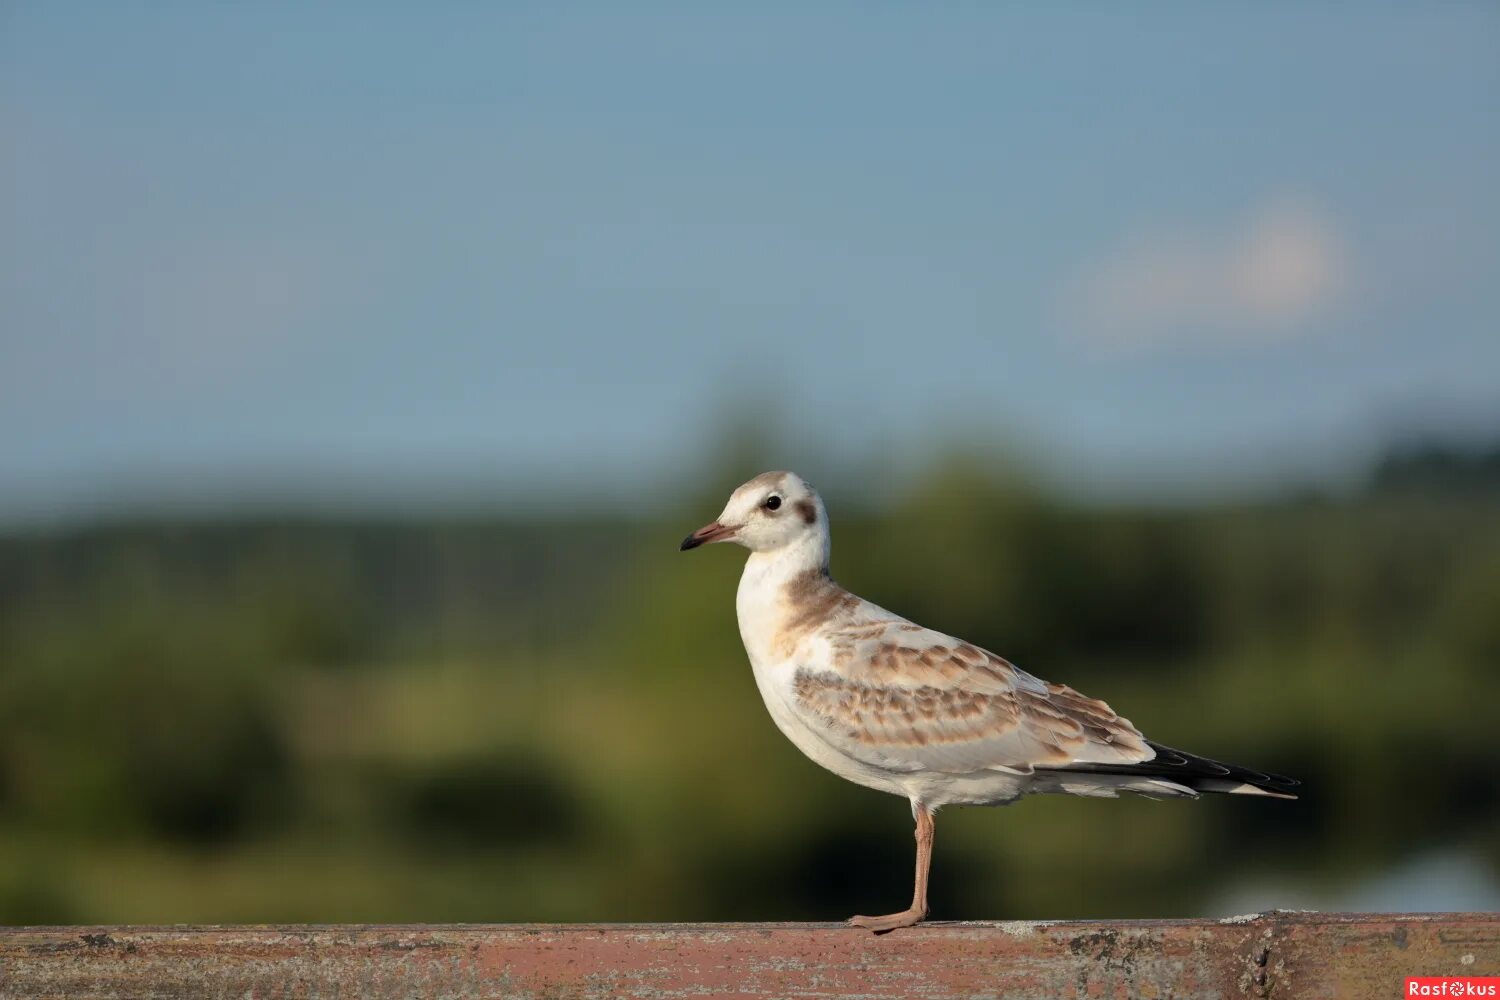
[{"xmin": 1, "ymin": 912, "xmax": 1495, "ymax": 999}]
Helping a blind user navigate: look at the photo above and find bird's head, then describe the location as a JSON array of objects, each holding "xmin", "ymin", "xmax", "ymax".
[{"xmin": 679, "ymin": 471, "xmax": 827, "ymax": 556}]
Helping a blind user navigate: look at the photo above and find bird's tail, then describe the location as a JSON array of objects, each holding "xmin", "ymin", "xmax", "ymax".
[{"xmin": 1053, "ymin": 741, "xmax": 1300, "ymax": 799}]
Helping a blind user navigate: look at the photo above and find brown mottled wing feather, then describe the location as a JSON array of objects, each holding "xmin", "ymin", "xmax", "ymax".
[{"xmin": 788, "ymin": 612, "xmax": 1152, "ymax": 775}]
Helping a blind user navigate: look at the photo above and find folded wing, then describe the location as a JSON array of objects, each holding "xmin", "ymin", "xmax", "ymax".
[{"xmin": 788, "ymin": 612, "xmax": 1153, "ymax": 776}]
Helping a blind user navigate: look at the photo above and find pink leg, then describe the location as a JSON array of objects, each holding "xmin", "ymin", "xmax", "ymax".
[{"xmin": 848, "ymin": 803, "xmax": 933, "ymax": 933}]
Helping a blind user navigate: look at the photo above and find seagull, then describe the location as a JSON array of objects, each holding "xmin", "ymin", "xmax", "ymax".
[{"xmin": 680, "ymin": 471, "xmax": 1299, "ymax": 932}]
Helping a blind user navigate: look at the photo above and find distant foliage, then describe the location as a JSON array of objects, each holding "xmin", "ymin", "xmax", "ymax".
[
  {"xmin": 1370, "ymin": 441, "xmax": 1500, "ymax": 496},
  {"xmin": 0, "ymin": 454, "xmax": 1496, "ymax": 922}
]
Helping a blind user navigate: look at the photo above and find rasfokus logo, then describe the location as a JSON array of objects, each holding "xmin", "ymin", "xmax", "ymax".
[{"xmin": 1407, "ymin": 979, "xmax": 1500, "ymax": 997}]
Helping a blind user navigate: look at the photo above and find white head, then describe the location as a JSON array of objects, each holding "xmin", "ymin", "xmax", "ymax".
[{"xmin": 679, "ymin": 471, "xmax": 829, "ymax": 564}]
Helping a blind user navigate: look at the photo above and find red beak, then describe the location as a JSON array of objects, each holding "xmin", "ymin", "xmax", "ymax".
[{"xmin": 680, "ymin": 521, "xmax": 737, "ymax": 551}]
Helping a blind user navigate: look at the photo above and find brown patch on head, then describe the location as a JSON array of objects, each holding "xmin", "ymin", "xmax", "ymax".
[{"xmin": 794, "ymin": 498, "xmax": 817, "ymax": 525}]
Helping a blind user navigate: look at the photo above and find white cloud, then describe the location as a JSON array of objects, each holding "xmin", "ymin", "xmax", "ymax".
[{"xmin": 1064, "ymin": 197, "xmax": 1352, "ymax": 351}]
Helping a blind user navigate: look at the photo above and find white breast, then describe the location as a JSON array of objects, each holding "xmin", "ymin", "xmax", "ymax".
[
  {"xmin": 733, "ymin": 553, "xmax": 1031, "ymax": 809},
  {"xmin": 734, "ymin": 555, "xmax": 905, "ymax": 797}
]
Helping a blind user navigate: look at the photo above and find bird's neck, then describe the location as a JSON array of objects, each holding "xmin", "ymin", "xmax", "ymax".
[
  {"xmin": 744, "ymin": 530, "xmax": 829, "ymax": 585},
  {"xmin": 735, "ymin": 531, "xmax": 831, "ymax": 658}
]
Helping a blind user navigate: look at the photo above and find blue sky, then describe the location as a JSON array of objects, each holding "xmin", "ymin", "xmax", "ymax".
[{"xmin": 3, "ymin": 3, "xmax": 1497, "ymax": 517}]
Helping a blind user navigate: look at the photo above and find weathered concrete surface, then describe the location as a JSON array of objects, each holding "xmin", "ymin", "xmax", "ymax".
[{"xmin": 0, "ymin": 913, "xmax": 1494, "ymax": 999}]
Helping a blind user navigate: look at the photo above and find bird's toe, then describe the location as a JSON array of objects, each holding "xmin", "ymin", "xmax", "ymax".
[{"xmin": 847, "ymin": 909, "xmax": 926, "ymax": 933}]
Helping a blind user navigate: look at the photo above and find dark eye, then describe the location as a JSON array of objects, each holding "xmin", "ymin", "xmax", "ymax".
[{"xmin": 763, "ymin": 495, "xmax": 782, "ymax": 511}]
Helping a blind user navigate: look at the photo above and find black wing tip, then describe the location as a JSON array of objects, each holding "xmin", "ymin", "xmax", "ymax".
[
  {"xmin": 1139, "ymin": 740, "xmax": 1303, "ymax": 796},
  {"xmin": 1046, "ymin": 741, "xmax": 1303, "ymax": 798}
]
